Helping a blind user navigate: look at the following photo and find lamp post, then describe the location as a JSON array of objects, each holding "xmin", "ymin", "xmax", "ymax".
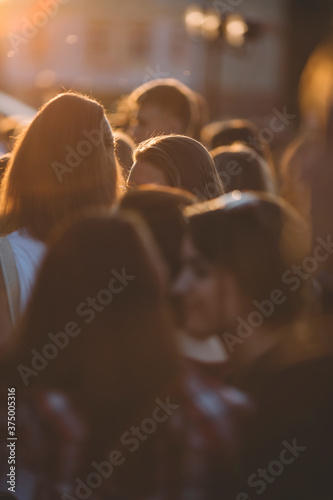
[
  {"xmin": 184, "ymin": 3, "xmax": 262, "ymax": 116},
  {"xmin": 184, "ymin": 3, "xmax": 222, "ymax": 113}
]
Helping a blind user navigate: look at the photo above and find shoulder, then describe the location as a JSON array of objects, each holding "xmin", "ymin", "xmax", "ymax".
[{"xmin": 6, "ymin": 230, "xmax": 46, "ymax": 252}]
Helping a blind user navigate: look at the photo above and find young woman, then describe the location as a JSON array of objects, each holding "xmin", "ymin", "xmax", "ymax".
[
  {"xmin": 174, "ymin": 191, "xmax": 333, "ymax": 499},
  {"xmin": 0, "ymin": 92, "xmax": 123, "ymax": 344},
  {"xmin": 1, "ymin": 211, "xmax": 252, "ymax": 499},
  {"xmin": 128, "ymin": 134, "xmax": 224, "ymax": 200}
]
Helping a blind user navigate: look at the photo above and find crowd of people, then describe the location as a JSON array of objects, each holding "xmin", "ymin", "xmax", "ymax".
[{"xmin": 0, "ymin": 76, "xmax": 332, "ymax": 500}]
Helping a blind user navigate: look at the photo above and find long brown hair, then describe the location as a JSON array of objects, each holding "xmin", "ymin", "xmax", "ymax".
[
  {"xmin": 0, "ymin": 92, "xmax": 123, "ymax": 241},
  {"xmin": 3, "ymin": 212, "xmax": 179, "ymax": 423},
  {"xmin": 0, "ymin": 211, "xmax": 181, "ymax": 494}
]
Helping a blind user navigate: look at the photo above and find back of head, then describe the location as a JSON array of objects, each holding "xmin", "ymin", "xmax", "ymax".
[
  {"xmin": 120, "ymin": 186, "xmax": 195, "ymax": 276},
  {"xmin": 129, "ymin": 78, "xmax": 199, "ymax": 137},
  {"xmin": 132, "ymin": 134, "xmax": 224, "ymax": 200},
  {"xmin": 186, "ymin": 192, "xmax": 311, "ymax": 327},
  {"xmin": 0, "ymin": 92, "xmax": 122, "ymax": 240},
  {"xmin": 5, "ymin": 212, "xmax": 178, "ymax": 421},
  {"xmin": 201, "ymin": 119, "xmax": 258, "ymax": 149},
  {"xmin": 211, "ymin": 145, "xmax": 276, "ymax": 194},
  {"xmin": 202, "ymin": 119, "xmax": 274, "ymax": 168}
]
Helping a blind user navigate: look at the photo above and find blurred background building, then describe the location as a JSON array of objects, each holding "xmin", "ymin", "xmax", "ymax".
[{"xmin": 0, "ymin": 0, "xmax": 332, "ymax": 122}]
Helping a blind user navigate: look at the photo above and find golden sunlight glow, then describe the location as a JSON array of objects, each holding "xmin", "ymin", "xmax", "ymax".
[
  {"xmin": 299, "ymin": 39, "xmax": 333, "ymax": 129},
  {"xmin": 35, "ymin": 69, "xmax": 56, "ymax": 89},
  {"xmin": 185, "ymin": 4, "xmax": 205, "ymax": 37},
  {"xmin": 225, "ymin": 14, "xmax": 249, "ymax": 47},
  {"xmin": 202, "ymin": 10, "xmax": 220, "ymax": 41}
]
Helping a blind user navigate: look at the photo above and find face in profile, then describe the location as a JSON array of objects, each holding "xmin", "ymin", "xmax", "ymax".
[
  {"xmin": 128, "ymin": 159, "xmax": 171, "ymax": 188},
  {"xmin": 130, "ymin": 103, "xmax": 184, "ymax": 144},
  {"xmin": 173, "ymin": 235, "xmax": 241, "ymax": 339}
]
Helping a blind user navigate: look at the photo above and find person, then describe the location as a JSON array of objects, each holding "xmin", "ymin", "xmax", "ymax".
[
  {"xmin": 174, "ymin": 191, "xmax": 311, "ymax": 367},
  {"xmin": 1, "ymin": 211, "xmax": 253, "ymax": 499},
  {"xmin": 280, "ymin": 127, "xmax": 323, "ymax": 223},
  {"xmin": 128, "ymin": 134, "xmax": 224, "ymax": 200},
  {"xmin": 280, "ymin": 106, "xmax": 333, "ymax": 313},
  {"xmin": 126, "ymin": 78, "xmax": 200, "ymax": 144},
  {"xmin": 173, "ymin": 191, "xmax": 333, "ymax": 499},
  {"xmin": 0, "ymin": 92, "xmax": 123, "ymax": 347},
  {"xmin": 201, "ymin": 118, "xmax": 275, "ymax": 175},
  {"xmin": 119, "ymin": 185, "xmax": 195, "ymax": 278},
  {"xmin": 211, "ymin": 144, "xmax": 276, "ymax": 193},
  {"xmin": 201, "ymin": 119, "xmax": 259, "ymax": 149},
  {"xmin": 119, "ymin": 186, "xmax": 230, "ymax": 380}
]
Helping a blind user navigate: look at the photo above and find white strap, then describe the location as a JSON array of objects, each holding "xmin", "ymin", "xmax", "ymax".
[{"xmin": 0, "ymin": 237, "xmax": 20, "ymax": 327}]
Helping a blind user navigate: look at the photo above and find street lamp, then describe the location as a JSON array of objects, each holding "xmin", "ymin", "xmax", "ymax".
[
  {"xmin": 184, "ymin": 4, "xmax": 206, "ymax": 37},
  {"xmin": 201, "ymin": 9, "xmax": 221, "ymax": 41},
  {"xmin": 224, "ymin": 13, "xmax": 249, "ymax": 47},
  {"xmin": 184, "ymin": 3, "xmax": 262, "ymax": 117},
  {"xmin": 185, "ymin": 4, "xmax": 220, "ymax": 41},
  {"xmin": 184, "ymin": 3, "xmax": 259, "ymax": 47}
]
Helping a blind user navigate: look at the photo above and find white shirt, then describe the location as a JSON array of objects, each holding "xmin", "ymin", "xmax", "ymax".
[
  {"xmin": 7, "ymin": 229, "xmax": 47, "ymax": 312},
  {"xmin": 178, "ymin": 331, "xmax": 229, "ymax": 363}
]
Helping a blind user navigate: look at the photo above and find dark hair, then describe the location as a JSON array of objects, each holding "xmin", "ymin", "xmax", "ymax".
[
  {"xmin": 201, "ymin": 118, "xmax": 258, "ymax": 148},
  {"xmin": 114, "ymin": 130, "xmax": 135, "ymax": 177},
  {"xmin": 120, "ymin": 186, "xmax": 195, "ymax": 277},
  {"xmin": 186, "ymin": 192, "xmax": 311, "ymax": 326},
  {"xmin": 201, "ymin": 118, "xmax": 274, "ymax": 168},
  {"xmin": 129, "ymin": 79, "xmax": 199, "ymax": 137},
  {"xmin": 211, "ymin": 145, "xmax": 276, "ymax": 193},
  {"xmin": 0, "ymin": 92, "xmax": 123, "ymax": 241},
  {"xmin": 4, "ymin": 212, "xmax": 179, "ymax": 428},
  {"xmin": 132, "ymin": 134, "xmax": 224, "ymax": 200}
]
